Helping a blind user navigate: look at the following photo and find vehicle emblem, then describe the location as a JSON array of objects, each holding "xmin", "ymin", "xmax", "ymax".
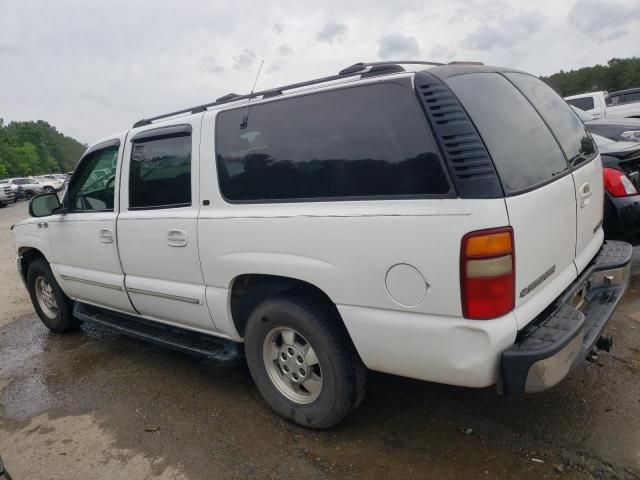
[{"xmin": 520, "ymin": 265, "xmax": 556, "ymax": 298}]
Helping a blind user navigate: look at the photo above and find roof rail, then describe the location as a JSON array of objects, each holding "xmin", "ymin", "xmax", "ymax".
[
  {"xmin": 131, "ymin": 60, "xmax": 443, "ymax": 128},
  {"xmin": 338, "ymin": 60, "xmax": 444, "ymax": 75}
]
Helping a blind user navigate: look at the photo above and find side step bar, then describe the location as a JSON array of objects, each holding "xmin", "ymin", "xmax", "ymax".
[{"xmin": 73, "ymin": 302, "xmax": 242, "ymax": 362}]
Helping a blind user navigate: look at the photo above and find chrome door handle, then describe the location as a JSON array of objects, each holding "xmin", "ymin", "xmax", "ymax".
[
  {"xmin": 99, "ymin": 228, "xmax": 114, "ymax": 244},
  {"xmin": 167, "ymin": 229, "xmax": 188, "ymax": 247},
  {"xmin": 580, "ymin": 182, "xmax": 592, "ymax": 208}
]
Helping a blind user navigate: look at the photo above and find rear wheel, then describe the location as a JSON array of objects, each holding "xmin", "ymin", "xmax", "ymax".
[
  {"xmin": 27, "ymin": 258, "xmax": 78, "ymax": 333},
  {"xmin": 244, "ymin": 293, "xmax": 366, "ymax": 429}
]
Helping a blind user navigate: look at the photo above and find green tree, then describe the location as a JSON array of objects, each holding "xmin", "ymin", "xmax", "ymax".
[{"xmin": 541, "ymin": 57, "xmax": 640, "ymax": 96}]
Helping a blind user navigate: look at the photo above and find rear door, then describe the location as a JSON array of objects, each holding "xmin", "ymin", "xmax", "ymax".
[
  {"xmin": 447, "ymin": 73, "xmax": 578, "ymax": 329},
  {"xmin": 504, "ymin": 73, "xmax": 602, "ymax": 274},
  {"xmin": 117, "ymin": 117, "xmax": 217, "ymax": 333}
]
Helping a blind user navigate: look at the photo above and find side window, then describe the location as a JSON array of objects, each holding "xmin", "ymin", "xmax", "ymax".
[
  {"xmin": 505, "ymin": 73, "xmax": 596, "ymax": 167},
  {"xmin": 626, "ymin": 92, "xmax": 640, "ymax": 103},
  {"xmin": 448, "ymin": 73, "xmax": 569, "ymax": 195},
  {"xmin": 67, "ymin": 145, "xmax": 119, "ymax": 212},
  {"xmin": 565, "ymin": 97, "xmax": 595, "ymax": 111},
  {"xmin": 129, "ymin": 134, "xmax": 192, "ymax": 209},
  {"xmin": 215, "ymin": 82, "xmax": 451, "ymax": 202}
]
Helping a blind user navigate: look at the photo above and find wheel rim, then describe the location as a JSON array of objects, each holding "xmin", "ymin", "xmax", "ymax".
[
  {"xmin": 262, "ymin": 327, "xmax": 323, "ymax": 404},
  {"xmin": 35, "ymin": 276, "xmax": 58, "ymax": 319}
]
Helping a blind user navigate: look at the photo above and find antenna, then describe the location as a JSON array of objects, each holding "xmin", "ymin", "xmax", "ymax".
[{"xmin": 240, "ymin": 59, "xmax": 264, "ymax": 129}]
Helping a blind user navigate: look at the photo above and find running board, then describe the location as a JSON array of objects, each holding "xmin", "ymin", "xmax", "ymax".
[{"xmin": 73, "ymin": 302, "xmax": 241, "ymax": 362}]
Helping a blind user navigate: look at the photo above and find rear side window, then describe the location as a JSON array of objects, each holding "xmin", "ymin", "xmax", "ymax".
[
  {"xmin": 129, "ymin": 135, "xmax": 191, "ymax": 209},
  {"xmin": 215, "ymin": 82, "xmax": 451, "ymax": 202},
  {"xmin": 566, "ymin": 96, "xmax": 595, "ymax": 111},
  {"xmin": 505, "ymin": 73, "xmax": 596, "ymax": 167},
  {"xmin": 448, "ymin": 73, "xmax": 569, "ymax": 194}
]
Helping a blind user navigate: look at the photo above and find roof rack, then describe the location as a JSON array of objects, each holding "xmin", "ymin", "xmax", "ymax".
[{"xmin": 131, "ymin": 60, "xmax": 444, "ymax": 128}]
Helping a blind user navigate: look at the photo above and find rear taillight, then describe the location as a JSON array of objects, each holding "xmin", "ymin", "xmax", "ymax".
[
  {"xmin": 461, "ymin": 227, "xmax": 514, "ymax": 320},
  {"xmin": 603, "ymin": 167, "xmax": 638, "ymax": 197}
]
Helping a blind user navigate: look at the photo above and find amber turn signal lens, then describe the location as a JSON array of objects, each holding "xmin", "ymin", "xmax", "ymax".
[{"xmin": 465, "ymin": 231, "xmax": 512, "ymax": 257}]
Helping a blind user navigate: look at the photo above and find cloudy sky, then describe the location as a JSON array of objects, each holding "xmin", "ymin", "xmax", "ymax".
[{"xmin": 1, "ymin": 0, "xmax": 639, "ymax": 144}]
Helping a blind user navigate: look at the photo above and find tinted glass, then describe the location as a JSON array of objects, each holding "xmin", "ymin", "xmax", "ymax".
[
  {"xmin": 13, "ymin": 179, "xmax": 26, "ymax": 185},
  {"xmin": 215, "ymin": 82, "xmax": 450, "ymax": 202},
  {"xmin": 566, "ymin": 97, "xmax": 595, "ymax": 111},
  {"xmin": 505, "ymin": 73, "xmax": 596, "ymax": 167},
  {"xmin": 129, "ymin": 135, "xmax": 191, "ymax": 209},
  {"xmin": 68, "ymin": 146, "xmax": 119, "ymax": 211},
  {"xmin": 626, "ymin": 92, "xmax": 640, "ymax": 103},
  {"xmin": 448, "ymin": 73, "xmax": 569, "ymax": 194}
]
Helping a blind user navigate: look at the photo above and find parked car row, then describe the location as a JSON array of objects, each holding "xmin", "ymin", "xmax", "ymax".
[{"xmin": 0, "ymin": 174, "xmax": 71, "ymax": 207}]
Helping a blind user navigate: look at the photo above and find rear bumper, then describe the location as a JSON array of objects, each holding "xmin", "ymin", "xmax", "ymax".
[{"xmin": 500, "ymin": 241, "xmax": 632, "ymax": 395}]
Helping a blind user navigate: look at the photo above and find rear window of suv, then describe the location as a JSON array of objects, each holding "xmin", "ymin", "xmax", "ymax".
[
  {"xmin": 447, "ymin": 73, "xmax": 569, "ymax": 194},
  {"xmin": 215, "ymin": 82, "xmax": 451, "ymax": 202},
  {"xmin": 504, "ymin": 73, "xmax": 596, "ymax": 167}
]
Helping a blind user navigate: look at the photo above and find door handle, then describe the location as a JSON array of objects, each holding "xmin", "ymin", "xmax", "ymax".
[
  {"xmin": 167, "ymin": 229, "xmax": 188, "ymax": 247},
  {"xmin": 580, "ymin": 182, "xmax": 592, "ymax": 208},
  {"xmin": 99, "ymin": 228, "xmax": 114, "ymax": 244}
]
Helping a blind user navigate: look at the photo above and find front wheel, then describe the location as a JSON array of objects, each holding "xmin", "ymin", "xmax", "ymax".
[
  {"xmin": 244, "ymin": 293, "xmax": 366, "ymax": 429},
  {"xmin": 26, "ymin": 258, "xmax": 78, "ymax": 333},
  {"xmin": 43, "ymin": 186, "xmax": 54, "ymax": 193}
]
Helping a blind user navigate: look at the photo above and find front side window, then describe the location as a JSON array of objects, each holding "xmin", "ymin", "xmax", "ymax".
[
  {"xmin": 448, "ymin": 73, "xmax": 569, "ymax": 194},
  {"xmin": 67, "ymin": 145, "xmax": 119, "ymax": 211},
  {"xmin": 215, "ymin": 82, "xmax": 450, "ymax": 202},
  {"xmin": 505, "ymin": 73, "xmax": 596, "ymax": 167},
  {"xmin": 129, "ymin": 135, "xmax": 192, "ymax": 209}
]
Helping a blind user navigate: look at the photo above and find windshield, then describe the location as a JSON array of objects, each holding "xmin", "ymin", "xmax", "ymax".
[
  {"xmin": 591, "ymin": 133, "xmax": 616, "ymax": 147},
  {"xmin": 570, "ymin": 105, "xmax": 594, "ymax": 122}
]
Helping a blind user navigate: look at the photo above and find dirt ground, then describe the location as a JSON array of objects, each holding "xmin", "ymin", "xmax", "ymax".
[{"xmin": 1, "ymin": 200, "xmax": 640, "ymax": 480}]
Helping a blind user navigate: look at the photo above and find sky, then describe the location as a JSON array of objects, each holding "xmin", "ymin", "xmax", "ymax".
[{"xmin": 1, "ymin": 0, "xmax": 639, "ymax": 144}]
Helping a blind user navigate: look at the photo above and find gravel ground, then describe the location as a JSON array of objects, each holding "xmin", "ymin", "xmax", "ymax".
[{"xmin": 1, "ymin": 200, "xmax": 640, "ymax": 479}]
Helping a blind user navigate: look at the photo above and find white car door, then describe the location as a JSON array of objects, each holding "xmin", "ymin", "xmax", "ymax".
[
  {"xmin": 47, "ymin": 136, "xmax": 136, "ymax": 313},
  {"xmin": 503, "ymin": 73, "xmax": 604, "ymax": 274},
  {"xmin": 117, "ymin": 116, "xmax": 217, "ymax": 332}
]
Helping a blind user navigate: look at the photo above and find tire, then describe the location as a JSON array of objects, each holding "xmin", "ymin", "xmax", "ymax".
[
  {"xmin": 26, "ymin": 258, "xmax": 78, "ymax": 333},
  {"xmin": 244, "ymin": 293, "xmax": 366, "ymax": 429},
  {"xmin": 0, "ymin": 202, "xmax": 6, "ymax": 208},
  {"xmin": 25, "ymin": 190, "xmax": 35, "ymax": 199},
  {"xmin": 43, "ymin": 186, "xmax": 54, "ymax": 193}
]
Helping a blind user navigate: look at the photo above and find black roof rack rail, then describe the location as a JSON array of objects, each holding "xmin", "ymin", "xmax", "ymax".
[
  {"xmin": 131, "ymin": 60, "xmax": 443, "ymax": 128},
  {"xmin": 338, "ymin": 60, "xmax": 444, "ymax": 75}
]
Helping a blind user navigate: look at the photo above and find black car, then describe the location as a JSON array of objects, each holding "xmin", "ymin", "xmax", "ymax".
[
  {"xmin": 593, "ymin": 133, "xmax": 640, "ymax": 244},
  {"xmin": 572, "ymin": 106, "xmax": 640, "ymax": 142}
]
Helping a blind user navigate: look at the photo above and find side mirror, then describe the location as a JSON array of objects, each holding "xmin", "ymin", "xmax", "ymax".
[{"xmin": 29, "ymin": 192, "xmax": 62, "ymax": 218}]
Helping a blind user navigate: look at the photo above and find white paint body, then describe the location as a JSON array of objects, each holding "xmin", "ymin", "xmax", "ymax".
[
  {"xmin": 13, "ymin": 70, "xmax": 605, "ymax": 389},
  {"xmin": 564, "ymin": 91, "xmax": 640, "ymax": 119}
]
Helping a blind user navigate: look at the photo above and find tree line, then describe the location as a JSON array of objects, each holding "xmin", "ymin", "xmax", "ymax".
[
  {"xmin": 541, "ymin": 57, "xmax": 640, "ymax": 97},
  {"xmin": 0, "ymin": 119, "xmax": 86, "ymax": 179}
]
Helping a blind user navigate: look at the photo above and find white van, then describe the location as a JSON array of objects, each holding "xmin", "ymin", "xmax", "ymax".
[{"xmin": 14, "ymin": 62, "xmax": 632, "ymax": 428}]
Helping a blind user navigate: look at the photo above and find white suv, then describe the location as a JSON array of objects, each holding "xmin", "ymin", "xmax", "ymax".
[{"xmin": 13, "ymin": 62, "xmax": 632, "ymax": 428}]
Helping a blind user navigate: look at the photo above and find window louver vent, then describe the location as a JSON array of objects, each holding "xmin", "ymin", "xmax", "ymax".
[{"xmin": 414, "ymin": 72, "xmax": 503, "ymax": 198}]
